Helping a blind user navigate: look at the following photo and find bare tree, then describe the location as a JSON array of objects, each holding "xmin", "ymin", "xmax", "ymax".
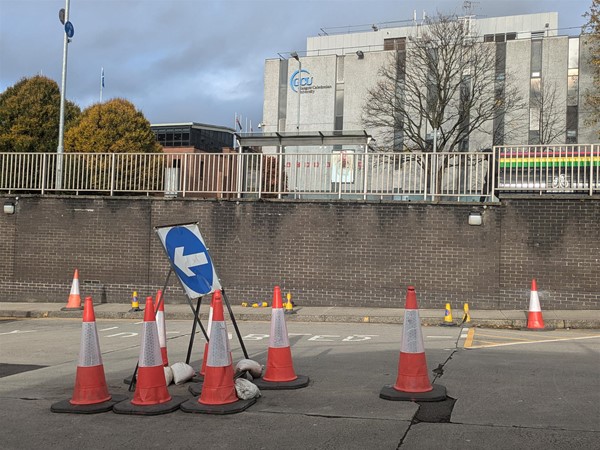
[
  {"xmin": 362, "ymin": 14, "xmax": 525, "ymax": 153},
  {"xmin": 529, "ymin": 79, "xmax": 567, "ymax": 145}
]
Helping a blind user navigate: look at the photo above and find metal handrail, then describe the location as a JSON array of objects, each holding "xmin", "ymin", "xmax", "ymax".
[{"xmin": 1, "ymin": 147, "xmax": 598, "ymax": 199}]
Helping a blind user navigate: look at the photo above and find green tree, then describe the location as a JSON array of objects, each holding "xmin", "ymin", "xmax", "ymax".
[
  {"xmin": 64, "ymin": 98, "xmax": 161, "ymax": 154},
  {"xmin": 0, "ymin": 75, "xmax": 80, "ymax": 153},
  {"xmin": 584, "ymin": 0, "xmax": 600, "ymax": 135},
  {"xmin": 64, "ymin": 99, "xmax": 163, "ymax": 193}
]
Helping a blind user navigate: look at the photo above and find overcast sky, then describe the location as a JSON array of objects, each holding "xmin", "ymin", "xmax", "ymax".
[{"xmin": 0, "ymin": 0, "xmax": 591, "ymax": 130}]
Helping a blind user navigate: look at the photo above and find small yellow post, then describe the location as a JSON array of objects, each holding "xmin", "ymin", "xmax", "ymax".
[
  {"xmin": 444, "ymin": 303, "xmax": 454, "ymax": 323},
  {"xmin": 285, "ymin": 292, "xmax": 295, "ymax": 314},
  {"xmin": 463, "ymin": 303, "xmax": 471, "ymax": 323}
]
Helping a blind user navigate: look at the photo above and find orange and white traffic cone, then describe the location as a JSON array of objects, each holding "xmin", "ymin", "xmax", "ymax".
[
  {"xmin": 187, "ymin": 292, "xmax": 217, "ymax": 396},
  {"xmin": 380, "ymin": 286, "xmax": 446, "ymax": 402},
  {"xmin": 113, "ymin": 296, "xmax": 185, "ymax": 415},
  {"xmin": 525, "ymin": 279, "xmax": 553, "ymax": 331},
  {"xmin": 61, "ymin": 269, "xmax": 83, "ymax": 311},
  {"xmin": 181, "ymin": 290, "xmax": 256, "ymax": 414},
  {"xmin": 154, "ymin": 290, "xmax": 169, "ymax": 367},
  {"xmin": 253, "ymin": 286, "xmax": 309, "ymax": 390},
  {"xmin": 200, "ymin": 292, "xmax": 216, "ymax": 377},
  {"xmin": 51, "ymin": 297, "xmax": 125, "ymax": 413}
]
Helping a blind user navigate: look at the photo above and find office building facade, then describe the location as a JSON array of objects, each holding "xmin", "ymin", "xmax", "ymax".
[{"xmin": 261, "ymin": 12, "xmax": 596, "ymax": 152}]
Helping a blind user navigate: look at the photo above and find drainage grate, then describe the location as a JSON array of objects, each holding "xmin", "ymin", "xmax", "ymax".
[
  {"xmin": 414, "ymin": 397, "xmax": 456, "ymax": 423},
  {"xmin": 0, "ymin": 364, "xmax": 47, "ymax": 378}
]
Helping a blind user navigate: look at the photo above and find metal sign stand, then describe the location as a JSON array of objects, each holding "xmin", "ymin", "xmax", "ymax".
[{"xmin": 124, "ymin": 222, "xmax": 250, "ymax": 391}]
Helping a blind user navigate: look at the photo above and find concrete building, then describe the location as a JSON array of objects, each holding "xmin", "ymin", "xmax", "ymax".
[{"xmin": 261, "ymin": 12, "xmax": 595, "ymax": 152}]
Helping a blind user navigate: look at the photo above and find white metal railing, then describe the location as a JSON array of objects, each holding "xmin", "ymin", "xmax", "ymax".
[
  {"xmin": 495, "ymin": 144, "xmax": 600, "ymax": 196},
  {"xmin": 1, "ymin": 147, "xmax": 598, "ymax": 199}
]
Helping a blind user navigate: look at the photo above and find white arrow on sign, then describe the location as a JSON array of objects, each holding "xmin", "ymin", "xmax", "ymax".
[{"xmin": 174, "ymin": 246, "xmax": 209, "ymax": 276}]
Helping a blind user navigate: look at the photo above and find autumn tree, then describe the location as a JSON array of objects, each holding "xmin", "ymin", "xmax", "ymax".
[
  {"xmin": 64, "ymin": 99, "xmax": 163, "ymax": 192},
  {"xmin": 0, "ymin": 75, "xmax": 80, "ymax": 153},
  {"xmin": 65, "ymin": 98, "xmax": 161, "ymax": 154},
  {"xmin": 362, "ymin": 14, "xmax": 525, "ymax": 153},
  {"xmin": 584, "ymin": 0, "xmax": 600, "ymax": 136}
]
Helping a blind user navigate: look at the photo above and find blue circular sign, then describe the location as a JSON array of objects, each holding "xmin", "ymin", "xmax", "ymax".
[
  {"xmin": 64, "ymin": 21, "xmax": 74, "ymax": 38},
  {"xmin": 165, "ymin": 226, "xmax": 215, "ymax": 296}
]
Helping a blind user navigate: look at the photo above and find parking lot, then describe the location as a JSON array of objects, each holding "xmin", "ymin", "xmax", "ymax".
[{"xmin": 1, "ymin": 317, "xmax": 599, "ymax": 449}]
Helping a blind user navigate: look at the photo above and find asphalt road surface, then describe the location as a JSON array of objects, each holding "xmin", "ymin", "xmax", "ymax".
[{"xmin": 1, "ymin": 318, "xmax": 599, "ymax": 449}]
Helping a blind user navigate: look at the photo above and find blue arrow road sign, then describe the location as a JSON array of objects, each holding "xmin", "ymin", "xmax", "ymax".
[{"xmin": 156, "ymin": 224, "xmax": 222, "ymax": 299}]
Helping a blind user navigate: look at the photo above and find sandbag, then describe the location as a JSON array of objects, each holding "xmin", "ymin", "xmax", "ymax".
[
  {"xmin": 171, "ymin": 362, "xmax": 195, "ymax": 385},
  {"xmin": 235, "ymin": 378, "xmax": 261, "ymax": 400},
  {"xmin": 235, "ymin": 359, "xmax": 263, "ymax": 379},
  {"xmin": 164, "ymin": 366, "xmax": 173, "ymax": 386}
]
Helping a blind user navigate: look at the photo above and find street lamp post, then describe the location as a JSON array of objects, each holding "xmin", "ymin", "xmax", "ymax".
[
  {"xmin": 56, "ymin": 0, "xmax": 72, "ymax": 190},
  {"xmin": 291, "ymin": 52, "xmax": 301, "ymax": 133}
]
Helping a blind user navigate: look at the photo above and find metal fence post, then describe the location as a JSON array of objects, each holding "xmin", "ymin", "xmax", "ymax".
[
  {"xmin": 363, "ymin": 149, "xmax": 369, "ymax": 200},
  {"xmin": 41, "ymin": 153, "xmax": 47, "ymax": 195},
  {"xmin": 109, "ymin": 153, "xmax": 116, "ymax": 196},
  {"xmin": 592, "ymin": 144, "xmax": 597, "ymax": 197},
  {"xmin": 258, "ymin": 154, "xmax": 263, "ymax": 199},
  {"xmin": 182, "ymin": 153, "xmax": 188, "ymax": 198},
  {"xmin": 236, "ymin": 151, "xmax": 242, "ymax": 199}
]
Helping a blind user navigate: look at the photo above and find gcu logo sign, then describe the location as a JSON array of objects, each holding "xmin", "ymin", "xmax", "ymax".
[{"xmin": 290, "ymin": 69, "xmax": 313, "ymax": 93}]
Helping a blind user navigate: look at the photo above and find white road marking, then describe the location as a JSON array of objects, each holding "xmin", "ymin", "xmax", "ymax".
[
  {"xmin": 308, "ymin": 335, "xmax": 340, "ymax": 341},
  {"xmin": 0, "ymin": 330, "xmax": 36, "ymax": 335},
  {"xmin": 342, "ymin": 335, "xmax": 378, "ymax": 342},
  {"xmin": 105, "ymin": 332, "xmax": 138, "ymax": 338},
  {"xmin": 99, "ymin": 327, "xmax": 119, "ymax": 331}
]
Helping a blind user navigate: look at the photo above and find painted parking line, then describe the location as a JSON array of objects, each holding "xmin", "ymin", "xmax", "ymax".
[
  {"xmin": 465, "ymin": 328, "xmax": 600, "ymax": 349},
  {"xmin": 0, "ymin": 330, "xmax": 36, "ymax": 336},
  {"xmin": 464, "ymin": 328, "xmax": 475, "ymax": 348},
  {"xmin": 469, "ymin": 335, "xmax": 600, "ymax": 349},
  {"xmin": 242, "ymin": 334, "xmax": 379, "ymax": 342}
]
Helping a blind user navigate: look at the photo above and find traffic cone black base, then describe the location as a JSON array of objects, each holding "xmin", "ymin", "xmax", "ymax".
[
  {"xmin": 128, "ymin": 307, "xmax": 143, "ymax": 312},
  {"xmin": 253, "ymin": 374, "xmax": 310, "ymax": 390},
  {"xmin": 188, "ymin": 382, "xmax": 203, "ymax": 396},
  {"xmin": 191, "ymin": 373, "xmax": 204, "ymax": 383},
  {"xmin": 180, "ymin": 397, "xmax": 256, "ymax": 415},
  {"xmin": 112, "ymin": 396, "xmax": 187, "ymax": 416},
  {"xmin": 380, "ymin": 384, "xmax": 447, "ymax": 402},
  {"xmin": 520, "ymin": 326, "xmax": 555, "ymax": 331},
  {"xmin": 51, "ymin": 394, "xmax": 127, "ymax": 414}
]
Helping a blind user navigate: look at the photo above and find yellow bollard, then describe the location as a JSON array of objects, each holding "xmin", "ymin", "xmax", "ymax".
[
  {"xmin": 441, "ymin": 303, "xmax": 457, "ymax": 326},
  {"xmin": 284, "ymin": 292, "xmax": 296, "ymax": 314},
  {"xmin": 129, "ymin": 291, "xmax": 142, "ymax": 312},
  {"xmin": 463, "ymin": 303, "xmax": 471, "ymax": 323}
]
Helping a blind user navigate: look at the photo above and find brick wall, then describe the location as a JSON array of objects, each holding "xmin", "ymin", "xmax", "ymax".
[{"xmin": 0, "ymin": 195, "xmax": 598, "ymax": 309}]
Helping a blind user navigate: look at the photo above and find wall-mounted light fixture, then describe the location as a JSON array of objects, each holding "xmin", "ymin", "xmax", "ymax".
[
  {"xmin": 4, "ymin": 199, "xmax": 17, "ymax": 215},
  {"xmin": 356, "ymin": 50, "xmax": 364, "ymax": 59},
  {"xmin": 468, "ymin": 211, "xmax": 482, "ymax": 226}
]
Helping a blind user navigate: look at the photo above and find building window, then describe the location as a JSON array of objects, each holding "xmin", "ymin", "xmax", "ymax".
[
  {"xmin": 567, "ymin": 37, "xmax": 580, "ymax": 143},
  {"xmin": 530, "ymin": 40, "xmax": 542, "ymax": 77},
  {"xmin": 384, "ymin": 37, "xmax": 406, "ymax": 51}
]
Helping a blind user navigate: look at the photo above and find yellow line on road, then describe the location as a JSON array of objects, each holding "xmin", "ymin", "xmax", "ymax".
[
  {"xmin": 472, "ymin": 333, "xmax": 534, "ymax": 342},
  {"xmin": 468, "ymin": 335, "xmax": 600, "ymax": 349},
  {"xmin": 464, "ymin": 328, "xmax": 475, "ymax": 348}
]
